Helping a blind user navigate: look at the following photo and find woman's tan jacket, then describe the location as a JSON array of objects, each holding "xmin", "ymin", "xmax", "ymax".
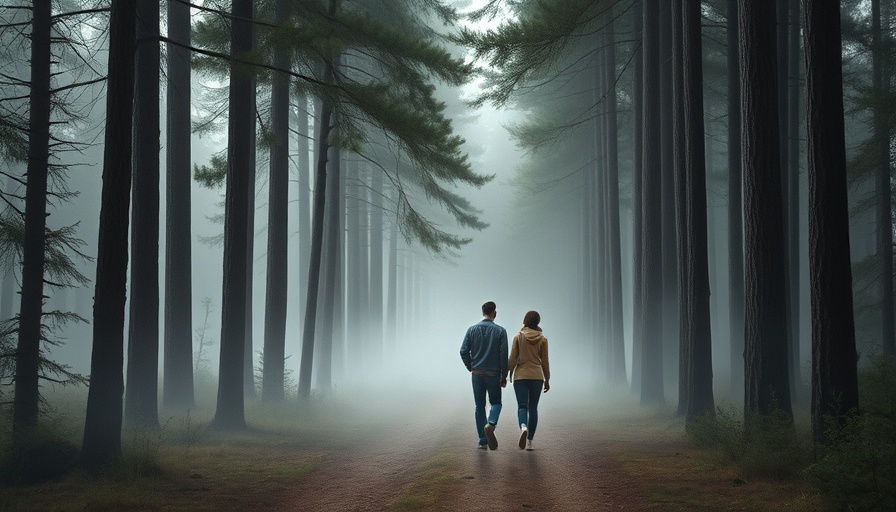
[{"xmin": 508, "ymin": 326, "xmax": 550, "ymax": 381}]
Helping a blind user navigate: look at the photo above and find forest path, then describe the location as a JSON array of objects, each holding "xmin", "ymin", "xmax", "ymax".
[{"xmin": 274, "ymin": 387, "xmax": 654, "ymax": 511}]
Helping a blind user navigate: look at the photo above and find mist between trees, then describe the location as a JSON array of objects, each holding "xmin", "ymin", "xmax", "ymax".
[{"xmin": 0, "ymin": 0, "xmax": 891, "ymax": 479}]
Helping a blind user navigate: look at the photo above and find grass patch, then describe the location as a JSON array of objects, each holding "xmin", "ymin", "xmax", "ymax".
[
  {"xmin": 388, "ymin": 423, "xmax": 466, "ymax": 511},
  {"xmin": 0, "ymin": 388, "xmax": 398, "ymax": 511}
]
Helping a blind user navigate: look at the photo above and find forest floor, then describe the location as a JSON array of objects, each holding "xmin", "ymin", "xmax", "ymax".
[{"xmin": 1, "ymin": 387, "xmax": 822, "ymax": 511}]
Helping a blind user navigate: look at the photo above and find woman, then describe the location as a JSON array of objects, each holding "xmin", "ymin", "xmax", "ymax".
[{"xmin": 508, "ymin": 310, "xmax": 550, "ymax": 451}]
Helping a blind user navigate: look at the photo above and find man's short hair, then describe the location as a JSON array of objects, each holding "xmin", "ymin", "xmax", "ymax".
[{"xmin": 482, "ymin": 301, "xmax": 496, "ymax": 316}]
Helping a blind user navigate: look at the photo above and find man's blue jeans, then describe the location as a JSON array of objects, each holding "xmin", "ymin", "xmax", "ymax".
[
  {"xmin": 513, "ymin": 379, "xmax": 543, "ymax": 440},
  {"xmin": 472, "ymin": 373, "xmax": 502, "ymax": 445}
]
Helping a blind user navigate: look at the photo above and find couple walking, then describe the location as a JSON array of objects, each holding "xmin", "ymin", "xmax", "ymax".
[{"xmin": 459, "ymin": 301, "xmax": 551, "ymax": 451}]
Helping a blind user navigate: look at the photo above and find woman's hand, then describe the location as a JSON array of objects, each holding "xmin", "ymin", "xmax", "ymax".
[{"xmin": 543, "ymin": 379, "xmax": 550, "ymax": 393}]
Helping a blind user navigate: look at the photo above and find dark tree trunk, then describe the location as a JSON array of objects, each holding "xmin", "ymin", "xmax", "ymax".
[
  {"xmin": 162, "ymin": 0, "xmax": 194, "ymax": 410},
  {"xmin": 630, "ymin": 0, "xmax": 644, "ymax": 397},
  {"xmin": 672, "ymin": 0, "xmax": 690, "ymax": 417},
  {"xmin": 346, "ymin": 158, "xmax": 361, "ymax": 373},
  {"xmin": 80, "ymin": 0, "xmax": 136, "ymax": 470},
  {"xmin": 738, "ymin": 0, "xmax": 792, "ymax": 420},
  {"xmin": 1, "ymin": 182, "xmax": 15, "ymax": 320},
  {"xmin": 244, "ymin": 110, "xmax": 257, "ymax": 401},
  {"xmin": 593, "ymin": 46, "xmax": 607, "ymax": 378},
  {"xmin": 604, "ymin": 17, "xmax": 626, "ymax": 385},
  {"xmin": 357, "ymin": 165, "xmax": 370, "ymax": 368},
  {"xmin": 298, "ymin": 22, "xmax": 337, "ymax": 397},
  {"xmin": 873, "ymin": 0, "xmax": 895, "ymax": 356},
  {"xmin": 787, "ymin": 0, "xmax": 802, "ymax": 398},
  {"xmin": 641, "ymin": 0, "xmax": 665, "ymax": 405},
  {"xmin": 125, "ymin": 0, "xmax": 161, "ymax": 428},
  {"xmin": 385, "ymin": 183, "xmax": 399, "ymax": 359},
  {"xmin": 13, "ymin": 0, "xmax": 51, "ymax": 432},
  {"xmin": 261, "ymin": 0, "xmax": 290, "ymax": 402},
  {"xmin": 659, "ymin": 0, "xmax": 679, "ymax": 395},
  {"xmin": 316, "ymin": 145, "xmax": 340, "ymax": 392},
  {"xmin": 297, "ymin": 94, "xmax": 311, "ymax": 332},
  {"xmin": 803, "ymin": 0, "xmax": 860, "ymax": 443},
  {"xmin": 369, "ymin": 169, "xmax": 384, "ymax": 363},
  {"xmin": 726, "ymin": 0, "xmax": 745, "ymax": 400},
  {"xmin": 682, "ymin": 0, "xmax": 714, "ymax": 422},
  {"xmin": 211, "ymin": 0, "xmax": 254, "ymax": 430}
]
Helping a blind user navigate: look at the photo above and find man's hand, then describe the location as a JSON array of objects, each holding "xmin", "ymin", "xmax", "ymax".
[
  {"xmin": 544, "ymin": 379, "xmax": 550, "ymax": 393},
  {"xmin": 500, "ymin": 378, "xmax": 507, "ymax": 388}
]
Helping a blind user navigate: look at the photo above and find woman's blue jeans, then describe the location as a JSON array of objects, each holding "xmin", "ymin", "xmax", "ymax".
[{"xmin": 513, "ymin": 379, "xmax": 543, "ymax": 440}]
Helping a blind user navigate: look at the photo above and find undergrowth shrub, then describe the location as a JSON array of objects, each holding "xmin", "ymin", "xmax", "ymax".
[
  {"xmin": 686, "ymin": 402, "xmax": 808, "ymax": 479},
  {"xmin": 0, "ymin": 420, "xmax": 78, "ymax": 485},
  {"xmin": 805, "ymin": 355, "xmax": 896, "ymax": 510}
]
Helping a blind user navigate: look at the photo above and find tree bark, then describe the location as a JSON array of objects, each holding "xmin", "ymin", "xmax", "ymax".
[
  {"xmin": 738, "ymin": 0, "xmax": 792, "ymax": 420},
  {"xmin": 162, "ymin": 0, "xmax": 194, "ymax": 410},
  {"xmin": 297, "ymin": 94, "xmax": 311, "ymax": 335},
  {"xmin": 659, "ymin": 0, "xmax": 679, "ymax": 395},
  {"xmin": 672, "ymin": 0, "xmax": 690, "ymax": 417},
  {"xmin": 80, "ymin": 0, "xmax": 136, "ymax": 470},
  {"xmin": 261, "ymin": 0, "xmax": 291, "ymax": 402},
  {"xmin": 640, "ymin": 0, "xmax": 665, "ymax": 405},
  {"xmin": 211, "ymin": 0, "xmax": 254, "ymax": 430},
  {"xmin": 682, "ymin": 0, "xmax": 714, "ymax": 422},
  {"xmin": 316, "ymin": 145, "xmax": 340, "ymax": 392},
  {"xmin": 125, "ymin": 0, "xmax": 161, "ymax": 428},
  {"xmin": 369, "ymin": 168, "xmax": 384, "ymax": 363},
  {"xmin": 872, "ymin": 0, "xmax": 895, "ymax": 356},
  {"xmin": 298, "ymin": 12, "xmax": 337, "ymax": 396},
  {"xmin": 13, "ymin": 0, "xmax": 51, "ymax": 432},
  {"xmin": 604, "ymin": 16, "xmax": 626, "ymax": 385},
  {"xmin": 726, "ymin": 0, "xmax": 745, "ymax": 400},
  {"xmin": 803, "ymin": 0, "xmax": 860, "ymax": 443},
  {"xmin": 630, "ymin": 0, "xmax": 644, "ymax": 397}
]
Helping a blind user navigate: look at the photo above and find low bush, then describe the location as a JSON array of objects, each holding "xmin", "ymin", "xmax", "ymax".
[
  {"xmin": 686, "ymin": 402, "xmax": 808, "ymax": 479},
  {"xmin": 805, "ymin": 355, "xmax": 896, "ymax": 510}
]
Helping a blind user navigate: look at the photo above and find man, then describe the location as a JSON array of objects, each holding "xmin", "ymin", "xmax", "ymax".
[{"xmin": 460, "ymin": 301, "xmax": 508, "ymax": 450}]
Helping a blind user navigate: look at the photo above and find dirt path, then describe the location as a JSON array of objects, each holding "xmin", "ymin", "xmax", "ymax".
[{"xmin": 275, "ymin": 390, "xmax": 653, "ymax": 511}]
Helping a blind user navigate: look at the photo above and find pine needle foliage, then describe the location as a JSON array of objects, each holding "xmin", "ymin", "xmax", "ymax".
[{"xmin": 190, "ymin": 0, "xmax": 490, "ymax": 253}]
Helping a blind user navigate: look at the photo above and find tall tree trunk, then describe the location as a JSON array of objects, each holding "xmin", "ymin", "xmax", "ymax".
[
  {"xmin": 316, "ymin": 145, "xmax": 340, "ymax": 392},
  {"xmin": 803, "ymin": 0, "xmax": 860, "ymax": 442},
  {"xmin": 125, "ymin": 0, "xmax": 161, "ymax": 428},
  {"xmin": 682, "ymin": 0, "xmax": 714, "ymax": 422},
  {"xmin": 873, "ymin": 0, "xmax": 895, "ymax": 356},
  {"xmin": 261, "ymin": 0, "xmax": 291, "ymax": 402},
  {"xmin": 659, "ymin": 0, "xmax": 679, "ymax": 395},
  {"xmin": 727, "ymin": 0, "xmax": 745, "ymax": 400},
  {"xmin": 211, "ymin": 0, "xmax": 254, "ymax": 430},
  {"xmin": 345, "ymin": 158, "xmax": 362, "ymax": 373},
  {"xmin": 630, "ymin": 0, "xmax": 644, "ymax": 397},
  {"xmin": 593, "ymin": 47, "xmax": 607, "ymax": 379},
  {"xmin": 80, "ymin": 0, "xmax": 137, "ymax": 470},
  {"xmin": 604, "ymin": 17, "xmax": 626, "ymax": 385},
  {"xmin": 297, "ymin": 94, "xmax": 311, "ymax": 333},
  {"xmin": 298, "ymin": 14, "xmax": 337, "ymax": 397},
  {"xmin": 358, "ymin": 165, "xmax": 371, "ymax": 368},
  {"xmin": 787, "ymin": 0, "xmax": 802, "ymax": 395},
  {"xmin": 641, "ymin": 0, "xmax": 665, "ymax": 405},
  {"xmin": 738, "ymin": 0, "xmax": 792, "ymax": 420},
  {"xmin": 385, "ymin": 191, "xmax": 398, "ymax": 359},
  {"xmin": 13, "ymin": 0, "xmax": 51, "ymax": 432},
  {"xmin": 672, "ymin": 0, "xmax": 690, "ymax": 417},
  {"xmin": 369, "ymin": 169, "xmax": 384, "ymax": 363},
  {"xmin": 244, "ymin": 108, "xmax": 257, "ymax": 401},
  {"xmin": 162, "ymin": 0, "xmax": 194, "ymax": 410}
]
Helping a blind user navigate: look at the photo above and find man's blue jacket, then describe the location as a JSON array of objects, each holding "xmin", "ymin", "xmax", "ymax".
[{"xmin": 460, "ymin": 318, "xmax": 508, "ymax": 379}]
